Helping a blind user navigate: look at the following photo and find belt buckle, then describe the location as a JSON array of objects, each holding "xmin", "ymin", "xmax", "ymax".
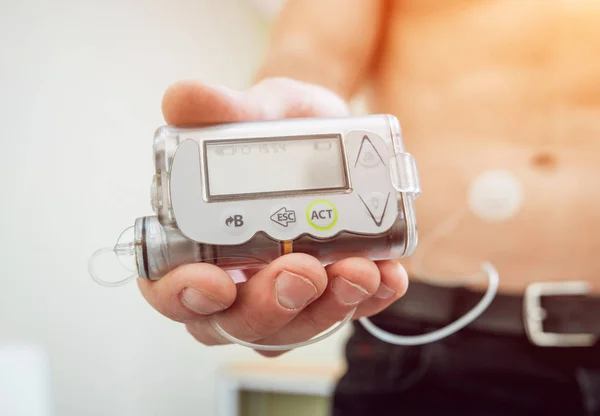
[{"xmin": 524, "ymin": 281, "xmax": 597, "ymax": 347}]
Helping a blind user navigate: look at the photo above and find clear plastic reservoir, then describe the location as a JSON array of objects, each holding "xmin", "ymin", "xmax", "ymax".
[{"xmin": 133, "ymin": 214, "xmax": 409, "ymax": 280}]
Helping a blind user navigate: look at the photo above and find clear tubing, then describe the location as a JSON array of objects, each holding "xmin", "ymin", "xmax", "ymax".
[
  {"xmin": 88, "ymin": 226, "xmax": 137, "ymax": 287},
  {"xmin": 210, "ymin": 308, "xmax": 357, "ymax": 351},
  {"xmin": 358, "ymin": 262, "xmax": 499, "ymax": 345},
  {"xmin": 209, "ymin": 262, "xmax": 499, "ymax": 350}
]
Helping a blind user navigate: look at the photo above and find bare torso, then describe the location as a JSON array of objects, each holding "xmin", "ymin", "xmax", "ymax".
[{"xmin": 369, "ymin": 0, "xmax": 600, "ymax": 293}]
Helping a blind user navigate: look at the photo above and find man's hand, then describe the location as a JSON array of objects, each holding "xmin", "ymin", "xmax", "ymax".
[{"xmin": 138, "ymin": 77, "xmax": 408, "ymax": 357}]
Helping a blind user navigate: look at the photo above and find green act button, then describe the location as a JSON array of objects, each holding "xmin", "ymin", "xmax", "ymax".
[{"xmin": 306, "ymin": 200, "xmax": 338, "ymax": 231}]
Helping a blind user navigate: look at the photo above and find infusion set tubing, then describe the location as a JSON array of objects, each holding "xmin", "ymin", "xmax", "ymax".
[{"xmin": 90, "ymin": 115, "xmax": 499, "ymax": 351}]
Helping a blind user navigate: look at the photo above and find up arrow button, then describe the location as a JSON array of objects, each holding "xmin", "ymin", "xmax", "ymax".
[{"xmin": 270, "ymin": 206, "xmax": 297, "ymax": 228}]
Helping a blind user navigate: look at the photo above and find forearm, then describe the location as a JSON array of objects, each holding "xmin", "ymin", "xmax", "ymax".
[{"xmin": 255, "ymin": 0, "xmax": 387, "ymax": 100}]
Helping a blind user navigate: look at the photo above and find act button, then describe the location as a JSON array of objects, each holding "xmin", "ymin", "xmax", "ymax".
[{"xmin": 306, "ymin": 200, "xmax": 338, "ymax": 231}]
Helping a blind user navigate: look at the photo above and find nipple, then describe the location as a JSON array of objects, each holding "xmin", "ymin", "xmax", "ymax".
[
  {"xmin": 88, "ymin": 226, "xmax": 139, "ymax": 287},
  {"xmin": 467, "ymin": 169, "xmax": 524, "ymax": 222}
]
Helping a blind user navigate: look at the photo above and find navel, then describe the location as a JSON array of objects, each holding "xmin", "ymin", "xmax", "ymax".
[{"xmin": 530, "ymin": 151, "xmax": 557, "ymax": 171}]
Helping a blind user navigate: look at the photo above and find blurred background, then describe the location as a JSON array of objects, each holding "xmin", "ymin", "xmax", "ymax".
[{"xmin": 0, "ymin": 0, "xmax": 349, "ymax": 415}]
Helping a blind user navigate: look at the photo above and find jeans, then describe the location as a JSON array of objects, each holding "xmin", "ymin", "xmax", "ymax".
[{"xmin": 332, "ymin": 318, "xmax": 600, "ymax": 416}]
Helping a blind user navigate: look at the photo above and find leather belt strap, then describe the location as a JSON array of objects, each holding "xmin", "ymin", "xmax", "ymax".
[{"xmin": 378, "ymin": 280, "xmax": 600, "ymax": 341}]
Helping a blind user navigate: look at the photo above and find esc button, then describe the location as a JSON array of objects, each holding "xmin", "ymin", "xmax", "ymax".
[
  {"xmin": 270, "ymin": 205, "xmax": 297, "ymax": 229},
  {"xmin": 306, "ymin": 200, "xmax": 338, "ymax": 231}
]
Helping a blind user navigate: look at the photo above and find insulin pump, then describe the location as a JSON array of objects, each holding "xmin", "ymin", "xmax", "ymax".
[{"xmin": 90, "ymin": 114, "xmax": 499, "ymax": 350}]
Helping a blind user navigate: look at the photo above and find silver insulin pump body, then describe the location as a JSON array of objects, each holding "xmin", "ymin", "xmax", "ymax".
[
  {"xmin": 137, "ymin": 114, "xmax": 421, "ymax": 281},
  {"xmin": 91, "ymin": 114, "xmax": 500, "ymax": 350}
]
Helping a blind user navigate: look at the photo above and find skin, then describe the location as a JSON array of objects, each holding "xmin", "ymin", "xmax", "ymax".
[{"xmin": 140, "ymin": 0, "xmax": 600, "ymax": 354}]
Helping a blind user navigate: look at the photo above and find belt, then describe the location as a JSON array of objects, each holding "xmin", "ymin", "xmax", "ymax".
[{"xmin": 376, "ymin": 279, "xmax": 600, "ymax": 347}]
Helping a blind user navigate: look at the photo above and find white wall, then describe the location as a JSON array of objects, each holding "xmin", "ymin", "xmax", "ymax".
[{"xmin": 0, "ymin": 1, "xmax": 350, "ymax": 415}]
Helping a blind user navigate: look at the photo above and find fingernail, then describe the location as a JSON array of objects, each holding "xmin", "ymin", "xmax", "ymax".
[
  {"xmin": 275, "ymin": 271, "xmax": 317, "ymax": 310},
  {"xmin": 332, "ymin": 276, "xmax": 369, "ymax": 306},
  {"xmin": 182, "ymin": 287, "xmax": 226, "ymax": 315},
  {"xmin": 374, "ymin": 283, "xmax": 396, "ymax": 299}
]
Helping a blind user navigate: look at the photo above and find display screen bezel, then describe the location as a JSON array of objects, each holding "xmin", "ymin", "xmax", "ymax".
[{"xmin": 202, "ymin": 134, "xmax": 351, "ymax": 202}]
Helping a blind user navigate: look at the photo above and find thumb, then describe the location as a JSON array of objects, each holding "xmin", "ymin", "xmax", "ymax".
[
  {"xmin": 162, "ymin": 80, "xmax": 253, "ymax": 126},
  {"xmin": 243, "ymin": 77, "xmax": 350, "ymax": 119},
  {"xmin": 162, "ymin": 77, "xmax": 350, "ymax": 126}
]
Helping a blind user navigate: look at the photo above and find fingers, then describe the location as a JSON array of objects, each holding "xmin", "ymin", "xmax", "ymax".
[
  {"xmin": 185, "ymin": 253, "xmax": 328, "ymax": 346},
  {"xmin": 137, "ymin": 263, "xmax": 237, "ymax": 323},
  {"xmin": 353, "ymin": 260, "xmax": 408, "ymax": 318},
  {"xmin": 140, "ymin": 257, "xmax": 407, "ymax": 352},
  {"xmin": 254, "ymin": 257, "xmax": 380, "ymax": 354},
  {"xmin": 161, "ymin": 77, "xmax": 349, "ymax": 127},
  {"xmin": 254, "ymin": 259, "xmax": 408, "ymax": 357}
]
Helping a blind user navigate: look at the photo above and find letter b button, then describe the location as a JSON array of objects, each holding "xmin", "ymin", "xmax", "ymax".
[
  {"xmin": 221, "ymin": 208, "xmax": 246, "ymax": 236},
  {"xmin": 306, "ymin": 200, "xmax": 338, "ymax": 231}
]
